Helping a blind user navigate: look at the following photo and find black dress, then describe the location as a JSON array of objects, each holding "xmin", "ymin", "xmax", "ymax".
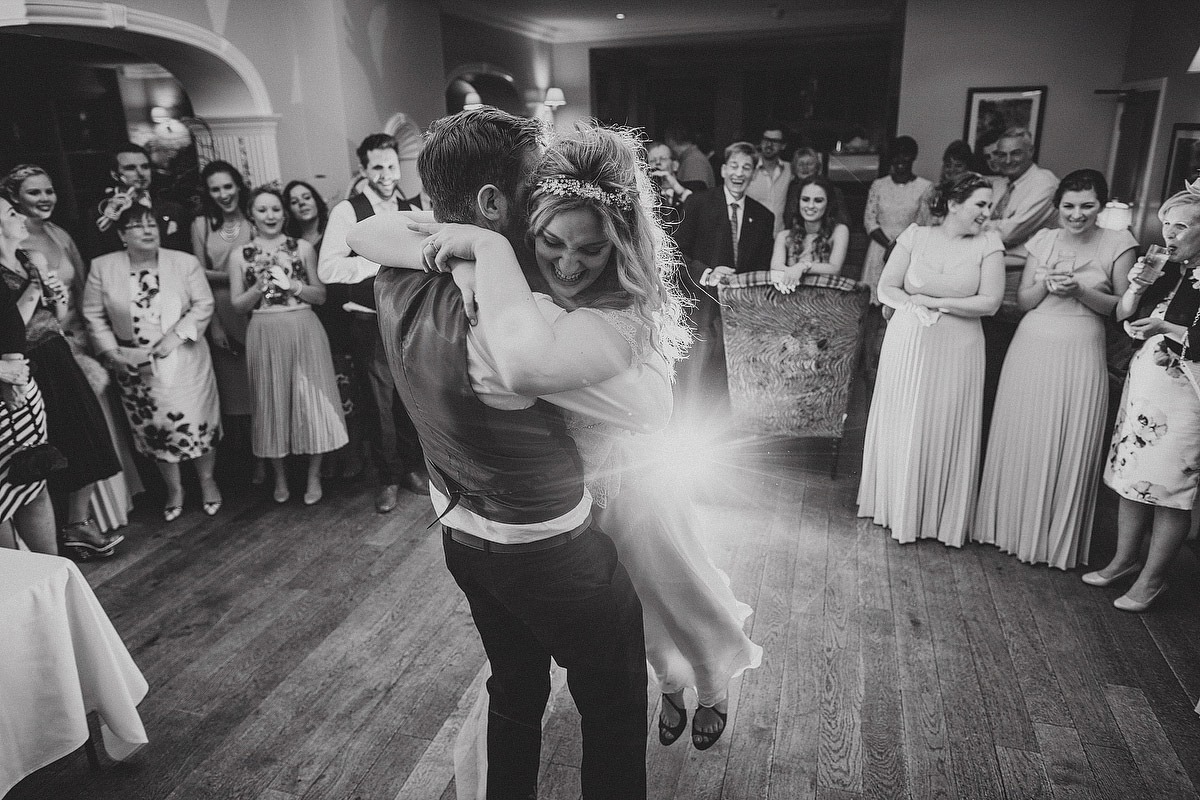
[{"xmin": 1, "ymin": 252, "xmax": 120, "ymax": 493}]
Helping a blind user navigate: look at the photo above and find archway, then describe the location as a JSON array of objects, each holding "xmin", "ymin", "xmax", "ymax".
[
  {"xmin": 0, "ymin": 1, "xmax": 280, "ymax": 184},
  {"xmin": 445, "ymin": 63, "xmax": 527, "ymax": 117}
]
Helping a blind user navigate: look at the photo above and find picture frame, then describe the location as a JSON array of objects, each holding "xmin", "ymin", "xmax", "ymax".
[
  {"xmin": 1161, "ymin": 123, "xmax": 1200, "ymax": 203},
  {"xmin": 963, "ymin": 86, "xmax": 1047, "ymax": 163}
]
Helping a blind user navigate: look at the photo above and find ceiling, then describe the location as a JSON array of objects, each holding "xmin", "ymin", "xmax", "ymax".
[{"xmin": 437, "ymin": 0, "xmax": 900, "ymax": 44}]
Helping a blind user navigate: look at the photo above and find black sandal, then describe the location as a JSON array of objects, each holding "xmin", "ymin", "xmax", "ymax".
[
  {"xmin": 658, "ymin": 693, "xmax": 687, "ymax": 746},
  {"xmin": 691, "ymin": 705, "xmax": 727, "ymax": 751}
]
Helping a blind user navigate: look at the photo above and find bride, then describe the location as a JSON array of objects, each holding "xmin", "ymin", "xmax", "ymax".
[{"xmin": 352, "ymin": 122, "xmax": 762, "ymax": 791}]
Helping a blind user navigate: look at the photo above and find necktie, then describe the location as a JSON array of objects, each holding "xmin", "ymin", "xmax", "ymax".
[
  {"xmin": 991, "ymin": 181, "xmax": 1014, "ymax": 220},
  {"xmin": 730, "ymin": 202, "xmax": 740, "ymax": 265}
]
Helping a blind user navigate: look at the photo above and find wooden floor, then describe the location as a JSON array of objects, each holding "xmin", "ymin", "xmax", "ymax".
[{"xmin": 11, "ymin": 378, "xmax": 1200, "ymax": 800}]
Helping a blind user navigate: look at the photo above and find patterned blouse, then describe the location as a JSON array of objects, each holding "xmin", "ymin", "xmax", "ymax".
[
  {"xmin": 1, "ymin": 251, "xmax": 63, "ymax": 347},
  {"xmin": 242, "ymin": 237, "xmax": 308, "ymax": 311}
]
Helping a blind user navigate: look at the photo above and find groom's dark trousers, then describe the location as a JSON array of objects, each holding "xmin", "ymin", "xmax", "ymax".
[{"xmin": 376, "ymin": 267, "xmax": 647, "ymax": 800}]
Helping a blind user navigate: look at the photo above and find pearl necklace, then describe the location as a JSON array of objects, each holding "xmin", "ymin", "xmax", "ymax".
[{"xmin": 218, "ymin": 220, "xmax": 242, "ymax": 243}]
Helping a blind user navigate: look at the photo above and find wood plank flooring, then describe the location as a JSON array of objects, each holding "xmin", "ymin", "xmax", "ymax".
[{"xmin": 10, "ymin": 378, "xmax": 1200, "ymax": 800}]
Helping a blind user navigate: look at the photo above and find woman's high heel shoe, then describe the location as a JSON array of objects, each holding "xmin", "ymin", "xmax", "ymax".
[
  {"xmin": 1114, "ymin": 582, "xmax": 1168, "ymax": 613},
  {"xmin": 59, "ymin": 520, "xmax": 122, "ymax": 560},
  {"xmin": 163, "ymin": 505, "xmax": 183, "ymax": 522},
  {"xmin": 658, "ymin": 693, "xmax": 687, "ymax": 746},
  {"xmin": 1082, "ymin": 562, "xmax": 1142, "ymax": 587}
]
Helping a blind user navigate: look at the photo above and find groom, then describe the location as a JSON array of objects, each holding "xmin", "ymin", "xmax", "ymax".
[{"xmin": 369, "ymin": 109, "xmax": 648, "ymax": 799}]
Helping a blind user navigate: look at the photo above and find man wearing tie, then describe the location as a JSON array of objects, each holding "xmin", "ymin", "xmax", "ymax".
[
  {"xmin": 319, "ymin": 133, "xmax": 428, "ymax": 512},
  {"xmin": 673, "ymin": 141, "xmax": 775, "ymax": 418},
  {"xmin": 980, "ymin": 126, "xmax": 1057, "ymax": 436}
]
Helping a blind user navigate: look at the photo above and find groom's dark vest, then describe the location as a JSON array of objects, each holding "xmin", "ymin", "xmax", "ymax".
[{"xmin": 374, "ymin": 267, "xmax": 585, "ymax": 524}]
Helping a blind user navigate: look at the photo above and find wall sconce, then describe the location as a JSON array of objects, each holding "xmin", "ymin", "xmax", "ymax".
[
  {"xmin": 543, "ymin": 87, "xmax": 566, "ymax": 109},
  {"xmin": 463, "ymin": 90, "xmax": 483, "ymax": 111},
  {"xmin": 1099, "ymin": 199, "xmax": 1133, "ymax": 231}
]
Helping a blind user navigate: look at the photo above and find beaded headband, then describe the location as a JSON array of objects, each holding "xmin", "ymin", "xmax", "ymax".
[{"xmin": 536, "ymin": 176, "xmax": 634, "ymax": 211}]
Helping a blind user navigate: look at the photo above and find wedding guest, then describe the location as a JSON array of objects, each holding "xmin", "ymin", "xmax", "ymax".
[
  {"xmin": 285, "ymin": 179, "xmax": 362, "ymax": 479},
  {"xmin": 0, "ymin": 192, "xmax": 123, "ymax": 556},
  {"xmin": 190, "ymin": 161, "xmax": 254, "ymax": 472},
  {"xmin": 857, "ymin": 173, "xmax": 1004, "ymax": 546},
  {"xmin": 1087, "ymin": 186, "xmax": 1200, "ymax": 611},
  {"xmin": 3, "ymin": 164, "xmax": 143, "ymax": 533},
  {"xmin": 86, "ymin": 204, "xmax": 220, "ymax": 521},
  {"xmin": 231, "ymin": 186, "xmax": 347, "ymax": 505},
  {"xmin": 862, "ymin": 137, "xmax": 932, "ymax": 302},
  {"xmin": 283, "ymin": 180, "xmax": 329, "ymax": 251},
  {"xmin": 769, "ymin": 175, "xmax": 849, "ymax": 290},
  {"xmin": 0, "ymin": 279, "xmax": 55, "ymax": 555},
  {"xmin": 916, "ymin": 141, "xmax": 974, "ymax": 225},
  {"xmin": 973, "ymin": 170, "xmax": 1136, "ymax": 569}
]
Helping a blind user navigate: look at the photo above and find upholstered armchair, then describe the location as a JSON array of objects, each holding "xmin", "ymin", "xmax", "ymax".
[{"xmin": 718, "ymin": 271, "xmax": 870, "ymax": 477}]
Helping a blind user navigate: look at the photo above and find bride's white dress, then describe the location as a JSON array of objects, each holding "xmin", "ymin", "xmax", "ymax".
[{"xmin": 454, "ymin": 301, "xmax": 762, "ymax": 798}]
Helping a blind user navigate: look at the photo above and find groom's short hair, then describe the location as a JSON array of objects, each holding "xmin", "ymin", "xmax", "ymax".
[{"xmin": 419, "ymin": 108, "xmax": 543, "ymax": 224}]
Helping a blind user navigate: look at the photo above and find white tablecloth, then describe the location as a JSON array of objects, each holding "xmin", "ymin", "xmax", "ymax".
[{"xmin": 0, "ymin": 549, "xmax": 148, "ymax": 797}]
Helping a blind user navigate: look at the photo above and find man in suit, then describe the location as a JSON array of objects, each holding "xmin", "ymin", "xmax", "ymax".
[
  {"xmin": 95, "ymin": 142, "xmax": 191, "ymax": 255},
  {"xmin": 318, "ymin": 133, "xmax": 428, "ymax": 513},
  {"xmin": 673, "ymin": 140, "xmax": 775, "ymax": 417}
]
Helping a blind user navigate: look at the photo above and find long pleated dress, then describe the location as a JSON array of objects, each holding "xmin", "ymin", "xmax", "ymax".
[
  {"xmin": 972, "ymin": 227, "xmax": 1137, "ymax": 568},
  {"xmin": 242, "ymin": 237, "xmax": 347, "ymax": 458},
  {"xmin": 857, "ymin": 224, "xmax": 1003, "ymax": 546}
]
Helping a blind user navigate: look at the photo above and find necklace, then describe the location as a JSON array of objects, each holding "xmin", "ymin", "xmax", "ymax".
[{"xmin": 218, "ymin": 220, "xmax": 242, "ymax": 242}]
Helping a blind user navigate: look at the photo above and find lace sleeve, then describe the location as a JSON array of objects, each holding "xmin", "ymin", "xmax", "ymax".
[{"xmin": 578, "ymin": 307, "xmax": 649, "ymax": 364}]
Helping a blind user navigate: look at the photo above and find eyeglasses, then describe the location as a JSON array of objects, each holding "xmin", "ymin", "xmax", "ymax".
[{"xmin": 761, "ymin": 137, "xmax": 784, "ymax": 144}]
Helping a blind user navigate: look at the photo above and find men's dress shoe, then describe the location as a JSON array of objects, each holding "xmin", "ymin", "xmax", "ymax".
[
  {"xmin": 1114, "ymin": 582, "xmax": 1168, "ymax": 613},
  {"xmin": 401, "ymin": 470, "xmax": 430, "ymax": 494},
  {"xmin": 375, "ymin": 484, "xmax": 400, "ymax": 514},
  {"xmin": 1081, "ymin": 562, "xmax": 1143, "ymax": 587}
]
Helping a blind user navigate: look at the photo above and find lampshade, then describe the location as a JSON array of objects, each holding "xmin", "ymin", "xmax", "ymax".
[
  {"xmin": 463, "ymin": 91, "xmax": 483, "ymax": 111},
  {"xmin": 543, "ymin": 87, "xmax": 566, "ymax": 108},
  {"xmin": 1099, "ymin": 199, "xmax": 1133, "ymax": 231}
]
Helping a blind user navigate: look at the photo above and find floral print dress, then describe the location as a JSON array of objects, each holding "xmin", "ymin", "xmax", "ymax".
[
  {"xmin": 115, "ymin": 266, "xmax": 220, "ymax": 462},
  {"xmin": 1104, "ymin": 278, "xmax": 1200, "ymax": 509}
]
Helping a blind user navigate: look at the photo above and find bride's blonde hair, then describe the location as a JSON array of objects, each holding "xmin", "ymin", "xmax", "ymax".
[{"xmin": 527, "ymin": 122, "xmax": 691, "ymax": 364}]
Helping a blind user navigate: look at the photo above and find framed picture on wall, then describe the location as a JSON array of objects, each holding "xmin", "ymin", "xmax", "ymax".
[
  {"xmin": 963, "ymin": 86, "xmax": 1047, "ymax": 164},
  {"xmin": 1161, "ymin": 123, "xmax": 1200, "ymax": 203}
]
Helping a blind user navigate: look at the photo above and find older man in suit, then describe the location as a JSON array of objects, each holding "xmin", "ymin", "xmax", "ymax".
[{"xmin": 673, "ymin": 140, "xmax": 775, "ymax": 417}]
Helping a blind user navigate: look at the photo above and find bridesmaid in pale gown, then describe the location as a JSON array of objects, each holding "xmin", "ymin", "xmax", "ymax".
[
  {"xmin": 973, "ymin": 170, "xmax": 1136, "ymax": 568},
  {"xmin": 2, "ymin": 164, "xmax": 143, "ymax": 533},
  {"xmin": 857, "ymin": 172, "xmax": 1004, "ymax": 546}
]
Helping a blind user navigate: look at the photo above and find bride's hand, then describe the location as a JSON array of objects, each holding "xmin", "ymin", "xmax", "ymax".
[{"xmin": 405, "ymin": 222, "xmax": 507, "ymax": 273}]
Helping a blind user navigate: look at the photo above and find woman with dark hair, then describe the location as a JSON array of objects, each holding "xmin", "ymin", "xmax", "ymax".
[
  {"xmin": 973, "ymin": 170, "xmax": 1137, "ymax": 569},
  {"xmin": 769, "ymin": 174, "xmax": 849, "ymax": 289},
  {"xmin": 917, "ymin": 140, "xmax": 976, "ymax": 225},
  {"xmin": 1084, "ymin": 185, "xmax": 1200, "ymax": 610},
  {"xmin": 284, "ymin": 179, "xmax": 364, "ymax": 479},
  {"xmin": 190, "ymin": 160, "xmax": 254, "ymax": 458},
  {"xmin": 86, "ymin": 204, "xmax": 221, "ymax": 521},
  {"xmin": 862, "ymin": 136, "xmax": 932, "ymax": 302},
  {"xmin": 858, "ymin": 173, "xmax": 1004, "ymax": 546},
  {"xmin": 0, "ymin": 192, "xmax": 123, "ymax": 557},
  {"xmin": 283, "ymin": 180, "xmax": 329, "ymax": 250},
  {"xmin": 3, "ymin": 163, "xmax": 143, "ymax": 535},
  {"xmin": 230, "ymin": 186, "xmax": 346, "ymax": 505}
]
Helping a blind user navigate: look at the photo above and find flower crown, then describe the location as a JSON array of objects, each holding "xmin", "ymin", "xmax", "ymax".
[{"xmin": 536, "ymin": 176, "xmax": 633, "ymax": 211}]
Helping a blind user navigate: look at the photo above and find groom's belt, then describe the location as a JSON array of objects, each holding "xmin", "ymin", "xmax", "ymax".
[{"xmin": 443, "ymin": 518, "xmax": 590, "ymax": 553}]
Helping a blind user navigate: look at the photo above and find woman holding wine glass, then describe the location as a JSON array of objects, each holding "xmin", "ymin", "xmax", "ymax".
[
  {"xmin": 972, "ymin": 170, "xmax": 1137, "ymax": 569},
  {"xmin": 1085, "ymin": 185, "xmax": 1200, "ymax": 610}
]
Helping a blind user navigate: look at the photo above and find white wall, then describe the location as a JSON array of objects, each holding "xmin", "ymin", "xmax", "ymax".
[{"xmin": 897, "ymin": 0, "xmax": 1134, "ymax": 182}]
